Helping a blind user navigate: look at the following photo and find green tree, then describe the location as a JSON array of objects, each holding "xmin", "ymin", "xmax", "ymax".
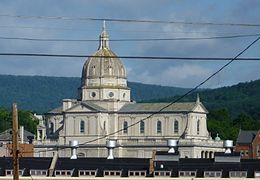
[
  {"xmin": 0, "ymin": 108, "xmax": 38, "ymax": 134},
  {"xmin": 18, "ymin": 110, "xmax": 38, "ymax": 134}
]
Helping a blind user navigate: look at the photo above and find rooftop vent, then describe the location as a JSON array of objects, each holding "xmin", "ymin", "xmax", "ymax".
[
  {"xmin": 214, "ymin": 140, "xmax": 240, "ymax": 163},
  {"xmin": 224, "ymin": 140, "xmax": 233, "ymax": 154},
  {"xmin": 167, "ymin": 139, "xmax": 178, "ymax": 153},
  {"xmin": 69, "ymin": 140, "xmax": 79, "ymax": 159},
  {"xmin": 106, "ymin": 139, "xmax": 116, "ymax": 159}
]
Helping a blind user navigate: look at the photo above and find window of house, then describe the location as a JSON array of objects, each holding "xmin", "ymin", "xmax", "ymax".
[
  {"xmin": 80, "ymin": 120, "xmax": 85, "ymax": 133},
  {"xmin": 140, "ymin": 120, "xmax": 145, "ymax": 134},
  {"xmin": 245, "ymin": 150, "xmax": 249, "ymax": 156},
  {"xmin": 204, "ymin": 171, "xmax": 222, "ymax": 178},
  {"xmin": 174, "ymin": 120, "xmax": 179, "ymax": 134},
  {"xmin": 229, "ymin": 171, "xmax": 247, "ymax": 178},
  {"xmin": 49, "ymin": 122, "xmax": 54, "ymax": 135},
  {"xmin": 157, "ymin": 121, "xmax": 162, "ymax": 134},
  {"xmin": 197, "ymin": 120, "xmax": 200, "ymax": 135},
  {"xmin": 255, "ymin": 171, "xmax": 260, "ymax": 178},
  {"xmin": 257, "ymin": 146, "xmax": 260, "ymax": 157},
  {"xmin": 240, "ymin": 150, "xmax": 244, "ymax": 156},
  {"xmin": 154, "ymin": 171, "xmax": 171, "ymax": 177},
  {"xmin": 123, "ymin": 121, "xmax": 128, "ymax": 134},
  {"xmin": 179, "ymin": 171, "xmax": 196, "ymax": 177}
]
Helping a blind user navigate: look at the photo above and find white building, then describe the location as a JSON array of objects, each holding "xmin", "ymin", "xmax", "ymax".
[{"xmin": 35, "ymin": 24, "xmax": 224, "ymax": 158}]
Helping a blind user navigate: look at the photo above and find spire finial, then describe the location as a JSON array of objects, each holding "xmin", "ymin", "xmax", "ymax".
[
  {"xmin": 103, "ymin": 20, "xmax": 106, "ymax": 32},
  {"xmin": 196, "ymin": 93, "xmax": 200, "ymax": 104},
  {"xmin": 99, "ymin": 20, "xmax": 109, "ymax": 49}
]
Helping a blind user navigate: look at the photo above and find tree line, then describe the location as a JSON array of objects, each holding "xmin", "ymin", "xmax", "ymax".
[{"xmin": 0, "ymin": 107, "xmax": 38, "ymax": 134}]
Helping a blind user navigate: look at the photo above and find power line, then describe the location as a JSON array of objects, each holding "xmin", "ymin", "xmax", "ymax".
[
  {"xmin": 0, "ymin": 53, "xmax": 259, "ymax": 61},
  {"xmin": 28, "ymin": 36, "xmax": 260, "ymax": 152},
  {"xmin": 78, "ymin": 36, "xmax": 260, "ymax": 146},
  {"xmin": 0, "ymin": 25, "xmax": 256, "ymax": 35},
  {"xmin": 1, "ymin": 14, "xmax": 260, "ymax": 27},
  {"xmin": 0, "ymin": 33, "xmax": 260, "ymax": 42}
]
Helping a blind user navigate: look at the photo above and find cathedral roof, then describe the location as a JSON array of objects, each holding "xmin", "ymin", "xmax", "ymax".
[
  {"xmin": 46, "ymin": 106, "xmax": 63, "ymax": 114},
  {"xmin": 119, "ymin": 102, "xmax": 206, "ymax": 113},
  {"xmin": 81, "ymin": 48, "xmax": 126, "ymax": 79},
  {"xmin": 81, "ymin": 22, "xmax": 127, "ymax": 87},
  {"xmin": 46, "ymin": 101, "xmax": 107, "ymax": 114},
  {"xmin": 47, "ymin": 101, "xmax": 208, "ymax": 114}
]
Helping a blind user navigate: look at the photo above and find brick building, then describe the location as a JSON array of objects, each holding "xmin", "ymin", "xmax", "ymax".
[{"xmin": 235, "ymin": 130, "xmax": 260, "ymax": 159}]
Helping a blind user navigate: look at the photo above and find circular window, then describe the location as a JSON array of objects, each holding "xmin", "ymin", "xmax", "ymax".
[
  {"xmin": 109, "ymin": 92, "xmax": 114, "ymax": 98},
  {"xmin": 91, "ymin": 92, "xmax": 96, "ymax": 97}
]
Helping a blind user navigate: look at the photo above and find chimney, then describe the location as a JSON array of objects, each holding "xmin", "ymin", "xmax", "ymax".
[
  {"xmin": 63, "ymin": 99, "xmax": 72, "ymax": 111},
  {"xmin": 20, "ymin": 126, "xmax": 24, "ymax": 144}
]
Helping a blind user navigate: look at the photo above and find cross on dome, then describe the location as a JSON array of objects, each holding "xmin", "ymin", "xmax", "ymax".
[{"xmin": 99, "ymin": 20, "xmax": 109, "ymax": 49}]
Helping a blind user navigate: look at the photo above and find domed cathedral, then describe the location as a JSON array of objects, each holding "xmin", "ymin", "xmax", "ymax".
[
  {"xmin": 79, "ymin": 22, "xmax": 130, "ymax": 107},
  {"xmin": 35, "ymin": 23, "xmax": 224, "ymax": 159}
]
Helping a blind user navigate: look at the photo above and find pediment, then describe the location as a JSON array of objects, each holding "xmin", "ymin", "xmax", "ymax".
[
  {"xmin": 192, "ymin": 103, "xmax": 208, "ymax": 113},
  {"xmin": 64, "ymin": 102, "xmax": 102, "ymax": 113}
]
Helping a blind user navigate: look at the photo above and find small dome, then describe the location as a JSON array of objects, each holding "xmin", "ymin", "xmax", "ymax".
[{"xmin": 214, "ymin": 133, "xmax": 221, "ymax": 141}]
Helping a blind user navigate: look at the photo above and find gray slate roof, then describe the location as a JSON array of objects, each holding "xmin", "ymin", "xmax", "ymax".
[
  {"xmin": 0, "ymin": 128, "xmax": 34, "ymax": 142},
  {"xmin": 119, "ymin": 102, "xmax": 198, "ymax": 113},
  {"xmin": 236, "ymin": 130, "xmax": 258, "ymax": 144},
  {"xmin": 47, "ymin": 101, "xmax": 107, "ymax": 114},
  {"xmin": 47, "ymin": 106, "xmax": 63, "ymax": 114},
  {"xmin": 47, "ymin": 101, "xmax": 205, "ymax": 114},
  {"xmin": 81, "ymin": 101, "xmax": 106, "ymax": 112}
]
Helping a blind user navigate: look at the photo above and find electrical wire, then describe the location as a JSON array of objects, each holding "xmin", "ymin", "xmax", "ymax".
[
  {"xmin": 0, "ymin": 25, "xmax": 257, "ymax": 36},
  {"xmin": 77, "ymin": 36, "xmax": 260, "ymax": 145},
  {"xmin": 30, "ymin": 36, "xmax": 260, "ymax": 153},
  {"xmin": 0, "ymin": 53, "xmax": 259, "ymax": 61},
  {"xmin": 1, "ymin": 14, "xmax": 260, "ymax": 27},
  {"xmin": 0, "ymin": 33, "xmax": 260, "ymax": 42}
]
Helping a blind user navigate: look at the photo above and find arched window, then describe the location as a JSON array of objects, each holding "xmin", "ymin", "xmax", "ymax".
[
  {"xmin": 123, "ymin": 121, "xmax": 128, "ymax": 134},
  {"xmin": 80, "ymin": 120, "xmax": 85, "ymax": 133},
  {"xmin": 91, "ymin": 65, "xmax": 96, "ymax": 76},
  {"xmin": 174, "ymin": 120, "xmax": 179, "ymax": 134},
  {"xmin": 49, "ymin": 122, "xmax": 54, "ymax": 135},
  {"xmin": 140, "ymin": 120, "xmax": 145, "ymax": 134},
  {"xmin": 197, "ymin": 120, "xmax": 200, "ymax": 135},
  {"xmin": 157, "ymin": 121, "xmax": 162, "ymax": 134}
]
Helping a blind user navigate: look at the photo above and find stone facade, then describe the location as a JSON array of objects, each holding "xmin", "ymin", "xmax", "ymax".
[{"xmin": 35, "ymin": 24, "xmax": 224, "ymax": 158}]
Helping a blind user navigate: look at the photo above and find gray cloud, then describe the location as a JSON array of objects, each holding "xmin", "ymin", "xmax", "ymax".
[{"xmin": 0, "ymin": 0, "xmax": 259, "ymax": 88}]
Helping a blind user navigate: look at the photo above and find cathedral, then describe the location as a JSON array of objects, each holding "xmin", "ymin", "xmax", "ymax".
[{"xmin": 35, "ymin": 24, "xmax": 224, "ymax": 158}]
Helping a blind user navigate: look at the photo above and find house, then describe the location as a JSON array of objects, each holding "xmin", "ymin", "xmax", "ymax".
[{"xmin": 235, "ymin": 130, "xmax": 260, "ymax": 159}]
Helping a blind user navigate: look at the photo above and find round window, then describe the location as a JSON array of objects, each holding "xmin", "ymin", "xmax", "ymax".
[
  {"xmin": 109, "ymin": 92, "xmax": 114, "ymax": 97},
  {"xmin": 91, "ymin": 92, "xmax": 96, "ymax": 97}
]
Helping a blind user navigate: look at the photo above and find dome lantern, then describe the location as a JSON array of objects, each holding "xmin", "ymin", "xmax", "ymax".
[{"xmin": 99, "ymin": 20, "xmax": 109, "ymax": 50}]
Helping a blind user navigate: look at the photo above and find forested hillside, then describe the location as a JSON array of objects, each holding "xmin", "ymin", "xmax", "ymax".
[
  {"xmin": 0, "ymin": 74, "xmax": 259, "ymax": 141},
  {"xmin": 0, "ymin": 74, "xmax": 190, "ymax": 113},
  {"xmin": 148, "ymin": 79, "xmax": 260, "ymax": 120},
  {"xmin": 147, "ymin": 79, "xmax": 260, "ymax": 141}
]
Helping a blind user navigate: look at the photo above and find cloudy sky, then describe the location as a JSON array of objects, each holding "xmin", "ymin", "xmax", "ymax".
[{"xmin": 0, "ymin": 0, "xmax": 259, "ymax": 88}]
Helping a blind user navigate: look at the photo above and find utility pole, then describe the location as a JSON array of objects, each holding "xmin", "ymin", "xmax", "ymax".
[{"xmin": 12, "ymin": 103, "xmax": 19, "ymax": 180}]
